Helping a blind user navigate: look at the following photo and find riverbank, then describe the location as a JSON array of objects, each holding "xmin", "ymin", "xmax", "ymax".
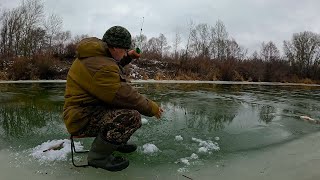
[{"xmin": 0, "ymin": 79, "xmax": 319, "ymax": 87}]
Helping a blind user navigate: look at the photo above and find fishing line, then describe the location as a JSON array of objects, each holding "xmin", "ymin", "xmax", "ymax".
[{"xmin": 136, "ymin": 17, "xmax": 144, "ymax": 54}]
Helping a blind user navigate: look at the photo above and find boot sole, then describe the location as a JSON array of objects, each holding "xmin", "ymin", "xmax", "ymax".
[{"xmin": 88, "ymin": 161, "xmax": 129, "ymax": 172}]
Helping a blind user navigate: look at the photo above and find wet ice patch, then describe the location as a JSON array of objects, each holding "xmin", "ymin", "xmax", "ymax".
[
  {"xmin": 141, "ymin": 118, "xmax": 149, "ymax": 125},
  {"xmin": 175, "ymin": 135, "xmax": 183, "ymax": 141},
  {"xmin": 192, "ymin": 137, "xmax": 220, "ymax": 154},
  {"xmin": 30, "ymin": 139, "xmax": 83, "ymax": 163},
  {"xmin": 140, "ymin": 143, "xmax": 160, "ymax": 154}
]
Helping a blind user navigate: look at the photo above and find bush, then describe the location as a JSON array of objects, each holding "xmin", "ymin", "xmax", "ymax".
[
  {"xmin": 7, "ymin": 54, "xmax": 62, "ymax": 80},
  {"xmin": 0, "ymin": 71, "xmax": 8, "ymax": 80},
  {"xmin": 8, "ymin": 57, "xmax": 33, "ymax": 80},
  {"xmin": 32, "ymin": 54, "xmax": 60, "ymax": 79}
]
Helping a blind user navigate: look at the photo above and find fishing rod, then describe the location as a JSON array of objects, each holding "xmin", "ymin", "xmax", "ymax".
[{"xmin": 135, "ymin": 17, "xmax": 144, "ymax": 54}]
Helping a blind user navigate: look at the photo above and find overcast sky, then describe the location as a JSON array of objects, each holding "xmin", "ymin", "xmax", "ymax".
[{"xmin": 1, "ymin": 0, "xmax": 319, "ymax": 54}]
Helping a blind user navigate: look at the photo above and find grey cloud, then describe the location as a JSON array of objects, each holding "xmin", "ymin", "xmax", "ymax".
[{"xmin": 1, "ymin": 0, "xmax": 319, "ymax": 55}]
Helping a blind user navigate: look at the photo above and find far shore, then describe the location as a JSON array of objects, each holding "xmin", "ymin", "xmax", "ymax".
[{"xmin": 0, "ymin": 80, "xmax": 320, "ymax": 87}]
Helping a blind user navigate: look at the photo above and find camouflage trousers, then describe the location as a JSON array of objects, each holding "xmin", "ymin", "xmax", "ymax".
[{"xmin": 78, "ymin": 107, "xmax": 142, "ymax": 144}]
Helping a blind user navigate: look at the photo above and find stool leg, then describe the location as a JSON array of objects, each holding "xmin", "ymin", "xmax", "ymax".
[
  {"xmin": 70, "ymin": 136, "xmax": 89, "ymax": 167},
  {"xmin": 71, "ymin": 136, "xmax": 89, "ymax": 153}
]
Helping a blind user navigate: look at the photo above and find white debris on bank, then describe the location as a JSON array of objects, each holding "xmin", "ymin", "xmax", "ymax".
[
  {"xmin": 192, "ymin": 137, "xmax": 220, "ymax": 154},
  {"xmin": 175, "ymin": 135, "xmax": 184, "ymax": 141},
  {"xmin": 129, "ymin": 64, "xmax": 144, "ymax": 79},
  {"xmin": 140, "ymin": 143, "xmax": 160, "ymax": 154},
  {"xmin": 30, "ymin": 139, "xmax": 83, "ymax": 163}
]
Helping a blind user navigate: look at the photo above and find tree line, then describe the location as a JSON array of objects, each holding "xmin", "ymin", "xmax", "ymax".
[{"xmin": 0, "ymin": 0, "xmax": 320, "ymax": 83}]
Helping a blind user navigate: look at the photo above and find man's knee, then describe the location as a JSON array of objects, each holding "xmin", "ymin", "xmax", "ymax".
[
  {"xmin": 112, "ymin": 109, "xmax": 141, "ymax": 128},
  {"xmin": 128, "ymin": 110, "xmax": 142, "ymax": 129}
]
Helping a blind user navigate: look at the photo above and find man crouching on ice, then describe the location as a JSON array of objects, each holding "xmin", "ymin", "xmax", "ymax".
[{"xmin": 63, "ymin": 26, "xmax": 163, "ymax": 171}]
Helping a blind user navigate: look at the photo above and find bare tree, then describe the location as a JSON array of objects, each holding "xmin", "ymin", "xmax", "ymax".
[
  {"xmin": 19, "ymin": 0, "xmax": 44, "ymax": 57},
  {"xmin": 226, "ymin": 38, "xmax": 247, "ymax": 60},
  {"xmin": 283, "ymin": 31, "xmax": 320, "ymax": 77},
  {"xmin": 210, "ymin": 20, "xmax": 229, "ymax": 60},
  {"xmin": 251, "ymin": 51, "xmax": 260, "ymax": 60},
  {"xmin": 184, "ymin": 19, "xmax": 194, "ymax": 60},
  {"xmin": 72, "ymin": 34, "xmax": 89, "ymax": 44},
  {"xmin": 190, "ymin": 23, "xmax": 211, "ymax": 58},
  {"xmin": 0, "ymin": 8, "xmax": 25, "ymax": 57},
  {"xmin": 53, "ymin": 30, "xmax": 71, "ymax": 55},
  {"xmin": 132, "ymin": 34, "xmax": 148, "ymax": 52},
  {"xmin": 173, "ymin": 28, "xmax": 181, "ymax": 60},
  {"xmin": 30, "ymin": 27, "xmax": 46, "ymax": 54},
  {"xmin": 147, "ymin": 37, "xmax": 161, "ymax": 57},
  {"xmin": 158, "ymin": 33, "xmax": 170, "ymax": 58},
  {"xmin": 260, "ymin": 41, "xmax": 280, "ymax": 61},
  {"xmin": 0, "ymin": 0, "xmax": 45, "ymax": 58},
  {"xmin": 44, "ymin": 13, "xmax": 62, "ymax": 48}
]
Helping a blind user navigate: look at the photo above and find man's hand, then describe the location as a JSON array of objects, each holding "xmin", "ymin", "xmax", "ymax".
[
  {"xmin": 155, "ymin": 107, "xmax": 164, "ymax": 119},
  {"xmin": 127, "ymin": 49, "xmax": 141, "ymax": 59}
]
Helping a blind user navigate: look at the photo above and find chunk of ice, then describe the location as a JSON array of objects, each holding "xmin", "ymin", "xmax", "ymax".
[
  {"xmin": 141, "ymin": 143, "xmax": 159, "ymax": 154},
  {"xmin": 141, "ymin": 118, "xmax": 149, "ymax": 124},
  {"xmin": 175, "ymin": 135, "xmax": 183, "ymax": 141}
]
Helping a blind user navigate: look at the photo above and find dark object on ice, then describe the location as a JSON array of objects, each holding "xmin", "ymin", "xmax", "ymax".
[
  {"xmin": 70, "ymin": 134, "xmax": 136, "ymax": 169},
  {"xmin": 43, "ymin": 142, "xmax": 64, "ymax": 152},
  {"xmin": 182, "ymin": 174, "xmax": 193, "ymax": 180},
  {"xmin": 87, "ymin": 134, "xmax": 129, "ymax": 171},
  {"xmin": 300, "ymin": 116, "xmax": 320, "ymax": 124}
]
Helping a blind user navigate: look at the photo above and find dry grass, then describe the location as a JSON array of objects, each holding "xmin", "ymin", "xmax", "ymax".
[{"xmin": 0, "ymin": 71, "xmax": 8, "ymax": 80}]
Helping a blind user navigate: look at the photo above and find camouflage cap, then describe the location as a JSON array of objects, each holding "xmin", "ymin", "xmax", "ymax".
[{"xmin": 102, "ymin": 26, "xmax": 132, "ymax": 49}]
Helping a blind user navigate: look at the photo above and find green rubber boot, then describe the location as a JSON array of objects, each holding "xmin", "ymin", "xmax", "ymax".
[
  {"xmin": 87, "ymin": 135, "xmax": 129, "ymax": 171},
  {"xmin": 116, "ymin": 143, "xmax": 137, "ymax": 153}
]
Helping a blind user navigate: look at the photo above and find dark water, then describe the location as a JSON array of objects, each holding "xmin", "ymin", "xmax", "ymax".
[{"xmin": 0, "ymin": 82, "xmax": 319, "ymax": 178}]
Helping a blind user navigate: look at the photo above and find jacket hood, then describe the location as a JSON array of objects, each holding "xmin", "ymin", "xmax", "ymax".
[{"xmin": 76, "ymin": 37, "xmax": 108, "ymax": 58}]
